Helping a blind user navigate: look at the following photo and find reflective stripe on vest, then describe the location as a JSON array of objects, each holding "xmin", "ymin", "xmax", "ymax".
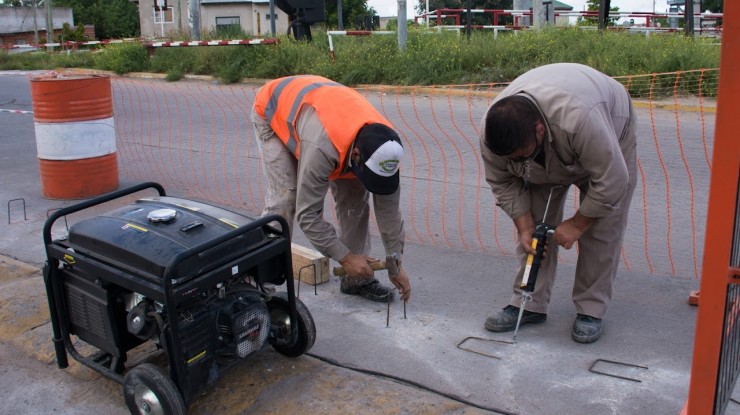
[
  {"xmin": 255, "ymin": 75, "xmax": 393, "ymax": 179},
  {"xmin": 263, "ymin": 77, "xmax": 341, "ymax": 156}
]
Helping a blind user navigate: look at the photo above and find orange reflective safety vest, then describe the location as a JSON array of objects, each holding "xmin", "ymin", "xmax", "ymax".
[{"xmin": 253, "ymin": 75, "xmax": 394, "ymax": 179}]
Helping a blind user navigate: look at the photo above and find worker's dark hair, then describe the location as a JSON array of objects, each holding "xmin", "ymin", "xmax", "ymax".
[{"xmin": 483, "ymin": 95, "xmax": 541, "ymax": 156}]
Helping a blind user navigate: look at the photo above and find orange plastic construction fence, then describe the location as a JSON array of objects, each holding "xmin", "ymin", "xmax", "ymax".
[{"xmin": 111, "ymin": 69, "xmax": 717, "ymax": 280}]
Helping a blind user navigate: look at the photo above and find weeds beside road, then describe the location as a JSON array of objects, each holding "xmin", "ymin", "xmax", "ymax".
[{"xmin": 1, "ymin": 27, "xmax": 720, "ymax": 95}]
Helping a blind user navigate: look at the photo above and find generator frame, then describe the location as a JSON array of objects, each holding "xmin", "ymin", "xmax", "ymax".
[{"xmin": 41, "ymin": 182, "xmax": 302, "ymax": 408}]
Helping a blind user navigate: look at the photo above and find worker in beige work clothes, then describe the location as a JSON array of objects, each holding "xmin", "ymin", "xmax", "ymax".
[
  {"xmin": 252, "ymin": 75, "xmax": 411, "ymax": 303},
  {"xmin": 479, "ymin": 63, "xmax": 637, "ymax": 343}
]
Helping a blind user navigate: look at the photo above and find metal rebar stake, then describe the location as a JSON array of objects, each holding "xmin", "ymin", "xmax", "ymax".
[
  {"xmin": 386, "ymin": 291, "xmax": 391, "ymax": 327},
  {"xmin": 386, "ymin": 287, "xmax": 407, "ymax": 327}
]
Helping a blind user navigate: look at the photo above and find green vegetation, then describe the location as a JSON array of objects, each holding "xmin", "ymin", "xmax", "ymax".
[
  {"xmin": 93, "ymin": 42, "xmax": 149, "ymax": 74},
  {"xmin": 53, "ymin": 0, "xmax": 141, "ymax": 39},
  {"xmin": 0, "ymin": 27, "xmax": 720, "ymax": 95}
]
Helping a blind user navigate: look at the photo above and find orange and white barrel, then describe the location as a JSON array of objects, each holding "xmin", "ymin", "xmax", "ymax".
[{"xmin": 30, "ymin": 73, "xmax": 119, "ymax": 199}]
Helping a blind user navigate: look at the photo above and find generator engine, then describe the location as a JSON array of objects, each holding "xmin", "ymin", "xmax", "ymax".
[{"xmin": 125, "ymin": 284, "xmax": 272, "ymax": 361}]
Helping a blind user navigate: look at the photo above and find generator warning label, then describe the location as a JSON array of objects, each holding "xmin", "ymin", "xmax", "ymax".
[{"xmin": 122, "ymin": 223, "xmax": 149, "ymax": 233}]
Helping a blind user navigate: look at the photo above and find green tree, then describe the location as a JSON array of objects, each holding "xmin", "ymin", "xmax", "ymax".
[
  {"xmin": 0, "ymin": 0, "xmax": 30, "ymax": 6},
  {"xmin": 699, "ymin": 0, "xmax": 722, "ymax": 28},
  {"xmin": 325, "ymin": 0, "xmax": 377, "ymax": 29},
  {"xmin": 57, "ymin": 22, "xmax": 87, "ymax": 42},
  {"xmin": 701, "ymin": 0, "xmax": 722, "ymax": 13},
  {"xmin": 52, "ymin": 0, "xmax": 139, "ymax": 39},
  {"xmin": 577, "ymin": 0, "xmax": 619, "ymax": 26}
]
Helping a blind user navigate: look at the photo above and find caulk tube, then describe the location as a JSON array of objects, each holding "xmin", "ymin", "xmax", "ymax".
[{"xmin": 520, "ymin": 224, "xmax": 554, "ymax": 292}]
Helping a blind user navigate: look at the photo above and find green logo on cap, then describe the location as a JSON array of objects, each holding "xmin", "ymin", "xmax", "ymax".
[{"xmin": 379, "ymin": 159, "xmax": 399, "ymax": 173}]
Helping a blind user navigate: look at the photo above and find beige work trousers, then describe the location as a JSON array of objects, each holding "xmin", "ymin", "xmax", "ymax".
[
  {"xmin": 251, "ymin": 112, "xmax": 372, "ymax": 257},
  {"xmin": 511, "ymin": 122, "xmax": 638, "ymax": 319}
]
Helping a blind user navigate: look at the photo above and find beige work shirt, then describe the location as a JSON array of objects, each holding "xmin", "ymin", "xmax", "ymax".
[{"xmin": 479, "ymin": 63, "xmax": 635, "ymax": 220}]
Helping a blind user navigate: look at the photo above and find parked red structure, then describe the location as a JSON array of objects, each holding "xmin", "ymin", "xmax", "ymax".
[{"xmin": 682, "ymin": 1, "xmax": 740, "ymax": 413}]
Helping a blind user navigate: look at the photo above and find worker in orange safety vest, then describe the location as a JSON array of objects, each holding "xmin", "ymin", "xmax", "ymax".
[{"xmin": 252, "ymin": 75, "xmax": 411, "ymax": 303}]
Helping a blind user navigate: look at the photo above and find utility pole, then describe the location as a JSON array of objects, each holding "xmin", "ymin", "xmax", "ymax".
[
  {"xmin": 190, "ymin": 0, "xmax": 201, "ymax": 40},
  {"xmin": 397, "ymin": 0, "xmax": 406, "ymax": 50},
  {"xmin": 425, "ymin": 0, "xmax": 429, "ymax": 27},
  {"xmin": 532, "ymin": 0, "xmax": 545, "ymax": 29},
  {"xmin": 177, "ymin": 0, "xmax": 182, "ymax": 33},
  {"xmin": 269, "ymin": 0, "xmax": 276, "ymax": 36},
  {"xmin": 598, "ymin": 0, "xmax": 612, "ymax": 31},
  {"xmin": 337, "ymin": 0, "xmax": 343, "ymax": 30},
  {"xmin": 684, "ymin": 0, "xmax": 694, "ymax": 36},
  {"xmin": 157, "ymin": 0, "xmax": 165, "ymax": 37},
  {"xmin": 465, "ymin": 0, "xmax": 471, "ymax": 41},
  {"xmin": 513, "ymin": 0, "xmax": 528, "ymax": 27},
  {"xmin": 45, "ymin": 0, "xmax": 53, "ymax": 44},
  {"xmin": 32, "ymin": 0, "xmax": 39, "ymax": 44}
]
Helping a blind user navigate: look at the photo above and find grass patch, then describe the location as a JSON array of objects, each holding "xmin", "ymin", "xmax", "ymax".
[{"xmin": 1, "ymin": 27, "xmax": 720, "ymax": 95}]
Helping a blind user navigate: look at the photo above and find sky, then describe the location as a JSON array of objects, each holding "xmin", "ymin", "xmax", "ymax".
[{"xmin": 368, "ymin": 0, "xmax": 672, "ymax": 21}]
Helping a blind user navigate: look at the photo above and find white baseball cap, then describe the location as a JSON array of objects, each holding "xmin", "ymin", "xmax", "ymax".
[{"xmin": 350, "ymin": 123, "xmax": 403, "ymax": 195}]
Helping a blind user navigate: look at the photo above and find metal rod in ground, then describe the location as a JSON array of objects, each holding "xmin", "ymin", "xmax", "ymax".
[
  {"xmin": 386, "ymin": 294, "xmax": 391, "ymax": 327},
  {"xmin": 512, "ymin": 292, "xmax": 532, "ymax": 343}
]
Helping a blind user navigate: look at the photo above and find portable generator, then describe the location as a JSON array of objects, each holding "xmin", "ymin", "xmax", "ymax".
[{"xmin": 42, "ymin": 182, "xmax": 316, "ymax": 414}]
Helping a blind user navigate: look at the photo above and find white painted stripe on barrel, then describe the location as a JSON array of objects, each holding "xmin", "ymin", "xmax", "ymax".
[{"xmin": 35, "ymin": 116, "xmax": 117, "ymax": 160}]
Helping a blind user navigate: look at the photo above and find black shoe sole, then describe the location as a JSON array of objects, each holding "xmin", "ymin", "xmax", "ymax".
[
  {"xmin": 572, "ymin": 328, "xmax": 603, "ymax": 343},
  {"xmin": 484, "ymin": 315, "xmax": 546, "ymax": 332},
  {"xmin": 340, "ymin": 286, "xmax": 394, "ymax": 303}
]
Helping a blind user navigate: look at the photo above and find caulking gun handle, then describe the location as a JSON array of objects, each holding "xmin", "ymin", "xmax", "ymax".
[{"xmin": 521, "ymin": 223, "xmax": 554, "ymax": 292}]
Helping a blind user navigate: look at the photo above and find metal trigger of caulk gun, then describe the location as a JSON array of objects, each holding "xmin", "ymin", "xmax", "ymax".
[{"xmin": 512, "ymin": 185, "xmax": 561, "ymax": 343}]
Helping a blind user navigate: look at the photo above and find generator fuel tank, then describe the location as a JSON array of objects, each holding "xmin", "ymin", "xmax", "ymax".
[{"xmin": 67, "ymin": 197, "xmax": 273, "ymax": 284}]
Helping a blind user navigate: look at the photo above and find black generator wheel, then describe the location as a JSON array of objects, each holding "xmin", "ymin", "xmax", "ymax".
[
  {"xmin": 268, "ymin": 292, "xmax": 316, "ymax": 357},
  {"xmin": 123, "ymin": 363, "xmax": 186, "ymax": 415}
]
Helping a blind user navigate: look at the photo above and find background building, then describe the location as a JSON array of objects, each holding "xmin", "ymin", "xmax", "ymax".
[
  {"xmin": 136, "ymin": 0, "xmax": 290, "ymax": 39},
  {"xmin": 0, "ymin": 7, "xmax": 93, "ymax": 47}
]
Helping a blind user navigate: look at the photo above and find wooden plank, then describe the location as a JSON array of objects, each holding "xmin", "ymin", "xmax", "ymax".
[{"xmin": 291, "ymin": 243, "xmax": 329, "ymax": 285}]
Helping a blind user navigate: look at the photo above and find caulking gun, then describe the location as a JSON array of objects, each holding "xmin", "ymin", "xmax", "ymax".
[{"xmin": 512, "ymin": 186, "xmax": 560, "ymax": 342}]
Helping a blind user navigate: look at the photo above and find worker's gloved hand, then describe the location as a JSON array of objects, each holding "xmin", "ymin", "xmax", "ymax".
[
  {"xmin": 389, "ymin": 267, "xmax": 411, "ymax": 302},
  {"xmin": 338, "ymin": 253, "xmax": 378, "ymax": 280}
]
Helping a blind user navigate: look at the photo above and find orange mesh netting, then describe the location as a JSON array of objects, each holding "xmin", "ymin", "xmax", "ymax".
[{"xmin": 112, "ymin": 68, "xmax": 717, "ymax": 279}]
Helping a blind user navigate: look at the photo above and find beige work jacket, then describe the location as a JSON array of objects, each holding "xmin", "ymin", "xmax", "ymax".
[{"xmin": 479, "ymin": 63, "xmax": 636, "ymax": 221}]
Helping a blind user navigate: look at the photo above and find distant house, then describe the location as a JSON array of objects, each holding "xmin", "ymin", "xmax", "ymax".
[
  {"xmin": 135, "ymin": 0, "xmax": 191, "ymax": 39},
  {"xmin": 135, "ymin": 0, "xmax": 290, "ymax": 39},
  {"xmin": 511, "ymin": 0, "xmax": 574, "ymax": 26},
  {"xmin": 413, "ymin": 0, "xmax": 574, "ymax": 27},
  {"xmin": 0, "ymin": 7, "xmax": 93, "ymax": 47}
]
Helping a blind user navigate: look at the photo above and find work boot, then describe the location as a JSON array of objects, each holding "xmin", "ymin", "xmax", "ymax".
[
  {"xmin": 340, "ymin": 278, "xmax": 394, "ymax": 302},
  {"xmin": 572, "ymin": 314, "xmax": 603, "ymax": 343},
  {"xmin": 484, "ymin": 305, "xmax": 547, "ymax": 332}
]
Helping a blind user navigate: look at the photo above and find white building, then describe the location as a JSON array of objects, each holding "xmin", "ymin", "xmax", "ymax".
[{"xmin": 135, "ymin": 0, "xmax": 290, "ymax": 39}]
